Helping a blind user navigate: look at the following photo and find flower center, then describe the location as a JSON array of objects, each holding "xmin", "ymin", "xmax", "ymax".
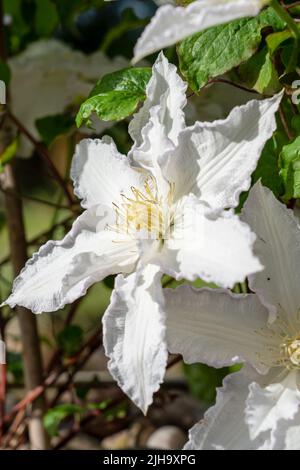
[
  {"xmin": 281, "ymin": 338, "xmax": 300, "ymax": 369},
  {"xmin": 112, "ymin": 177, "xmax": 174, "ymax": 239},
  {"xmin": 255, "ymin": 311, "xmax": 300, "ymax": 371}
]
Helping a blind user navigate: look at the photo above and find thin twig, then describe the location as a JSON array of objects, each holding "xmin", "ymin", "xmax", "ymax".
[
  {"xmin": 65, "ymin": 298, "xmax": 84, "ymax": 327},
  {"xmin": 167, "ymin": 355, "xmax": 182, "ymax": 369},
  {"xmin": 206, "ymin": 78, "xmax": 258, "ymax": 94},
  {"xmin": 7, "ymin": 111, "xmax": 74, "ymax": 206},
  {"xmin": 0, "ymin": 215, "xmax": 74, "ymax": 268},
  {"xmin": 279, "ymin": 104, "xmax": 295, "ymax": 140},
  {"xmin": 284, "ymin": 1, "xmax": 300, "ymax": 10},
  {"xmin": 52, "ymin": 353, "xmax": 183, "ymax": 450},
  {"xmin": 0, "ymin": 186, "xmax": 75, "ymax": 211},
  {"xmin": 4, "ymin": 328, "xmax": 103, "ymax": 438},
  {"xmin": 50, "ymin": 329, "xmax": 103, "ymax": 408},
  {"xmin": 53, "ymin": 395, "xmax": 126, "ymax": 450},
  {"xmin": 4, "ymin": 332, "xmax": 102, "ymax": 447},
  {"xmin": 271, "ymin": 0, "xmax": 300, "ymax": 72},
  {"xmin": 44, "ymin": 298, "xmax": 84, "ymax": 375},
  {"xmin": 2, "ymin": 409, "xmax": 26, "ymax": 449}
]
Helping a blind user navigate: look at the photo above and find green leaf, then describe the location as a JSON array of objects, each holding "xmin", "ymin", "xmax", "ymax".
[
  {"xmin": 44, "ymin": 404, "xmax": 83, "ymax": 437},
  {"xmin": 266, "ymin": 29, "xmax": 292, "ymax": 55},
  {"xmin": 4, "ymin": 0, "xmax": 29, "ymax": 41},
  {"xmin": 3, "ymin": 0, "xmax": 20, "ymax": 15},
  {"xmin": 35, "ymin": 0, "xmax": 59, "ymax": 36},
  {"xmin": 292, "ymin": 115, "xmax": 300, "ymax": 134},
  {"xmin": 0, "ymin": 139, "xmax": 18, "ymax": 173},
  {"xmin": 281, "ymin": 42, "xmax": 297, "ymax": 71},
  {"xmin": 87, "ymin": 399, "xmax": 112, "ymax": 411},
  {"xmin": 104, "ymin": 402, "xmax": 127, "ymax": 422},
  {"xmin": 57, "ymin": 325, "xmax": 83, "ymax": 357},
  {"xmin": 36, "ymin": 114, "xmax": 75, "ymax": 147},
  {"xmin": 76, "ymin": 67, "xmax": 152, "ymax": 127},
  {"xmin": 183, "ymin": 363, "xmax": 230, "ymax": 405},
  {"xmin": 178, "ymin": 7, "xmax": 285, "ymax": 92},
  {"xmin": 237, "ymin": 126, "xmax": 287, "ymax": 212},
  {"xmin": 279, "ymin": 136, "xmax": 300, "ymax": 201},
  {"xmin": 252, "ymin": 133, "xmax": 284, "ymax": 198},
  {"xmin": 238, "ymin": 47, "xmax": 280, "ymax": 95}
]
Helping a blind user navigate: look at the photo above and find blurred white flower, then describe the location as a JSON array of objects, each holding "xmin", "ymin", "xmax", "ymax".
[
  {"xmin": 3, "ymin": 54, "xmax": 280, "ymax": 414},
  {"xmin": 9, "ymin": 39, "xmax": 128, "ymax": 157},
  {"xmin": 133, "ymin": 0, "xmax": 268, "ymax": 63},
  {"xmin": 166, "ymin": 182, "xmax": 300, "ymax": 450}
]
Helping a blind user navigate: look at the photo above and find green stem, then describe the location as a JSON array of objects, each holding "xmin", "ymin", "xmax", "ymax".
[
  {"xmin": 270, "ymin": 0, "xmax": 300, "ymax": 39},
  {"xmin": 270, "ymin": 0, "xmax": 300, "ymax": 73}
]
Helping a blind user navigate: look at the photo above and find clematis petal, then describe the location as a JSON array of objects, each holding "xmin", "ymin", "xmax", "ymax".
[
  {"xmin": 3, "ymin": 208, "xmax": 138, "ymax": 314},
  {"xmin": 129, "ymin": 52, "xmax": 186, "ymax": 152},
  {"xmin": 246, "ymin": 369, "xmax": 300, "ymax": 440},
  {"xmin": 271, "ymin": 408, "xmax": 300, "ymax": 450},
  {"xmin": 103, "ymin": 264, "xmax": 168, "ymax": 414},
  {"xmin": 162, "ymin": 93, "xmax": 282, "ymax": 207},
  {"xmin": 71, "ymin": 137, "xmax": 147, "ymax": 209},
  {"xmin": 284, "ymin": 424, "xmax": 300, "ymax": 450},
  {"xmin": 184, "ymin": 368, "xmax": 271, "ymax": 450},
  {"xmin": 133, "ymin": 0, "xmax": 266, "ymax": 64},
  {"xmin": 166, "ymin": 286, "xmax": 269, "ymax": 372},
  {"xmin": 242, "ymin": 181, "xmax": 300, "ymax": 323},
  {"xmin": 129, "ymin": 53, "xmax": 187, "ymax": 195},
  {"xmin": 130, "ymin": 53, "xmax": 186, "ymax": 151},
  {"xmin": 156, "ymin": 196, "xmax": 262, "ymax": 288}
]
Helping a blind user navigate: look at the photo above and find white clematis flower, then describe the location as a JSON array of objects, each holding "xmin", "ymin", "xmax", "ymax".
[
  {"xmin": 3, "ymin": 54, "xmax": 281, "ymax": 413},
  {"xmin": 9, "ymin": 39, "xmax": 128, "ymax": 157},
  {"xmin": 166, "ymin": 181, "xmax": 300, "ymax": 450},
  {"xmin": 133, "ymin": 0, "xmax": 268, "ymax": 63}
]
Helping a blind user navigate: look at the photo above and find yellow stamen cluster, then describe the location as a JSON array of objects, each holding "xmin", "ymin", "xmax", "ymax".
[
  {"xmin": 255, "ymin": 309, "xmax": 300, "ymax": 370},
  {"xmin": 112, "ymin": 177, "xmax": 174, "ymax": 239},
  {"xmin": 281, "ymin": 338, "xmax": 300, "ymax": 369}
]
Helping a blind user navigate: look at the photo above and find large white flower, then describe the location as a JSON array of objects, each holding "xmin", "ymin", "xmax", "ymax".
[
  {"xmin": 166, "ymin": 181, "xmax": 300, "ymax": 450},
  {"xmin": 3, "ymin": 54, "xmax": 281, "ymax": 413},
  {"xmin": 133, "ymin": 0, "xmax": 268, "ymax": 63},
  {"xmin": 9, "ymin": 39, "xmax": 128, "ymax": 157}
]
